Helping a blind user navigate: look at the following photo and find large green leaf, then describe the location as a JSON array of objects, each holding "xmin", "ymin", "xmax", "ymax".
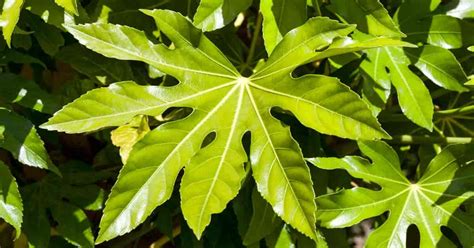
[
  {"xmin": 193, "ymin": 0, "xmax": 252, "ymax": 31},
  {"xmin": 0, "ymin": 0, "xmax": 24, "ymax": 46},
  {"xmin": 0, "ymin": 161, "xmax": 23, "ymax": 239},
  {"xmin": 309, "ymin": 141, "xmax": 474, "ymax": 247},
  {"xmin": 329, "ymin": 0, "xmax": 404, "ymax": 37},
  {"xmin": 0, "ymin": 73, "xmax": 60, "ymax": 114},
  {"xmin": 43, "ymin": 10, "xmax": 391, "ymax": 242},
  {"xmin": 21, "ymin": 167, "xmax": 103, "ymax": 247},
  {"xmin": 260, "ymin": 0, "xmax": 307, "ymax": 54},
  {"xmin": 0, "ymin": 108, "xmax": 60, "ymax": 175}
]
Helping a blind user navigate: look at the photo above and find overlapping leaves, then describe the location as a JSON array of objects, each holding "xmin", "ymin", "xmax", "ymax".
[
  {"xmin": 330, "ymin": 0, "xmax": 472, "ymax": 130},
  {"xmin": 40, "ymin": 9, "xmax": 405, "ymax": 242},
  {"xmin": 309, "ymin": 141, "xmax": 474, "ymax": 247}
]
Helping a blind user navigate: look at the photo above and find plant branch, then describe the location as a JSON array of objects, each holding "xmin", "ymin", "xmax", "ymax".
[
  {"xmin": 312, "ymin": 0, "xmax": 322, "ymax": 16},
  {"xmin": 150, "ymin": 225, "xmax": 181, "ymax": 248},
  {"xmin": 434, "ymin": 105, "xmax": 474, "ymax": 117},
  {"xmin": 387, "ymin": 135, "xmax": 473, "ymax": 145},
  {"xmin": 244, "ymin": 13, "xmax": 263, "ymax": 69}
]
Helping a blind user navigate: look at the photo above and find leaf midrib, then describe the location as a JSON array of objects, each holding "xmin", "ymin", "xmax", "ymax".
[
  {"xmin": 68, "ymin": 24, "xmax": 237, "ymax": 80},
  {"xmin": 245, "ymin": 83, "xmax": 315, "ymax": 238},
  {"xmin": 196, "ymin": 84, "xmax": 245, "ymax": 234},
  {"xmin": 384, "ymin": 47, "xmax": 429, "ymax": 126}
]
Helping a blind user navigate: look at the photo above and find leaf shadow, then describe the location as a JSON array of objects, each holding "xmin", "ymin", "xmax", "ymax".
[{"xmin": 433, "ymin": 165, "xmax": 474, "ymax": 247}]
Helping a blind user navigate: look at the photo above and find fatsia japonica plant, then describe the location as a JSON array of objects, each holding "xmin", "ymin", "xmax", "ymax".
[{"xmin": 0, "ymin": 0, "xmax": 473, "ymax": 247}]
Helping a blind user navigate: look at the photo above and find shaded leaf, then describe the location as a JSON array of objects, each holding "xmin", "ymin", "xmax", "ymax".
[
  {"xmin": 54, "ymin": 0, "xmax": 78, "ymax": 15},
  {"xmin": 0, "ymin": 108, "xmax": 60, "ymax": 175},
  {"xmin": 56, "ymin": 44, "xmax": 135, "ymax": 85},
  {"xmin": 111, "ymin": 115, "xmax": 150, "ymax": 163},
  {"xmin": 0, "ymin": 73, "xmax": 60, "ymax": 114},
  {"xmin": 243, "ymin": 188, "xmax": 282, "ymax": 245},
  {"xmin": 50, "ymin": 201, "xmax": 94, "ymax": 247},
  {"xmin": 0, "ymin": 161, "xmax": 22, "ymax": 239}
]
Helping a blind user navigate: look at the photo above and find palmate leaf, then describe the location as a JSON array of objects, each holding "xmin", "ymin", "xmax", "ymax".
[
  {"xmin": 309, "ymin": 141, "xmax": 474, "ymax": 247},
  {"xmin": 42, "ymin": 10, "xmax": 396, "ymax": 242}
]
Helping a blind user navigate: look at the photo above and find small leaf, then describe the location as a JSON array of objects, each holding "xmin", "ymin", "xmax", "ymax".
[
  {"xmin": 54, "ymin": 0, "xmax": 78, "ymax": 15},
  {"xmin": 50, "ymin": 201, "xmax": 94, "ymax": 248},
  {"xmin": 309, "ymin": 142, "xmax": 474, "ymax": 247},
  {"xmin": 111, "ymin": 115, "xmax": 150, "ymax": 163},
  {"xmin": 0, "ymin": 0, "xmax": 24, "ymax": 46},
  {"xmin": 0, "ymin": 108, "xmax": 60, "ymax": 175},
  {"xmin": 260, "ymin": 0, "xmax": 307, "ymax": 54},
  {"xmin": 0, "ymin": 161, "xmax": 23, "ymax": 239},
  {"xmin": 23, "ymin": 11, "xmax": 64, "ymax": 56},
  {"xmin": 406, "ymin": 45, "xmax": 468, "ymax": 92},
  {"xmin": 243, "ymin": 188, "xmax": 282, "ymax": 245},
  {"xmin": 193, "ymin": 0, "xmax": 252, "ymax": 31},
  {"xmin": 0, "ymin": 73, "xmax": 60, "ymax": 114}
]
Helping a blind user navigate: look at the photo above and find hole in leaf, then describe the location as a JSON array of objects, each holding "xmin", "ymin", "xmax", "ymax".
[
  {"xmin": 201, "ymin": 131, "xmax": 216, "ymax": 148},
  {"xmin": 158, "ymin": 107, "xmax": 193, "ymax": 124},
  {"xmin": 160, "ymin": 74, "xmax": 180, "ymax": 86},
  {"xmin": 441, "ymin": 226, "xmax": 462, "ymax": 247},
  {"xmin": 406, "ymin": 224, "xmax": 420, "ymax": 248}
]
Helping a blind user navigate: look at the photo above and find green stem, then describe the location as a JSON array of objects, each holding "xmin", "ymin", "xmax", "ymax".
[
  {"xmin": 150, "ymin": 225, "xmax": 181, "ymax": 247},
  {"xmin": 435, "ymin": 105, "xmax": 474, "ymax": 117},
  {"xmin": 388, "ymin": 135, "xmax": 473, "ymax": 145},
  {"xmin": 244, "ymin": 13, "xmax": 263, "ymax": 69},
  {"xmin": 312, "ymin": 0, "xmax": 322, "ymax": 16}
]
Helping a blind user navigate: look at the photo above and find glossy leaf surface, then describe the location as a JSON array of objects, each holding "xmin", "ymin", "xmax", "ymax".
[
  {"xmin": 42, "ymin": 10, "xmax": 393, "ymax": 243},
  {"xmin": 309, "ymin": 141, "xmax": 474, "ymax": 247}
]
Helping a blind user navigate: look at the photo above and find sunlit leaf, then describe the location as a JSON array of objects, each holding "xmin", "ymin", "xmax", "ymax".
[
  {"xmin": 43, "ymin": 10, "xmax": 393, "ymax": 243},
  {"xmin": 309, "ymin": 141, "xmax": 474, "ymax": 247}
]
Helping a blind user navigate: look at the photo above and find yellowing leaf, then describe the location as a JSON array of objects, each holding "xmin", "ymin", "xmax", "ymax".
[{"xmin": 111, "ymin": 115, "xmax": 150, "ymax": 163}]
